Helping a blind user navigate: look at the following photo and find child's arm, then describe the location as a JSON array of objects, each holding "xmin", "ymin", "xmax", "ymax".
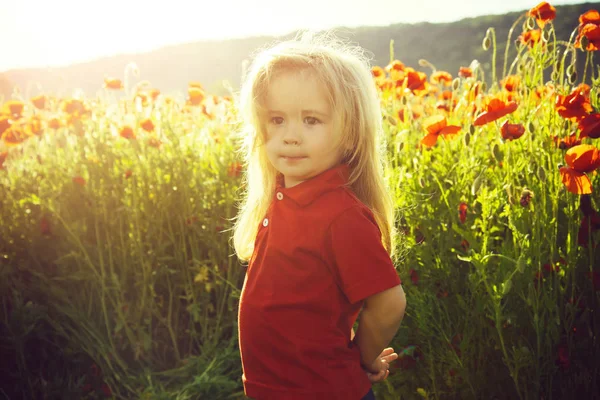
[{"xmin": 354, "ymin": 284, "xmax": 406, "ymax": 373}]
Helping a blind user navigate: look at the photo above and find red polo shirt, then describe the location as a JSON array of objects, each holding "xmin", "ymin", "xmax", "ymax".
[{"xmin": 238, "ymin": 163, "xmax": 402, "ymax": 400}]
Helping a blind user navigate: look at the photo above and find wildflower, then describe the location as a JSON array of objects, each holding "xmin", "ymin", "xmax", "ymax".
[
  {"xmin": 2, "ymin": 124, "xmax": 28, "ymax": 146},
  {"xmin": 40, "ymin": 216, "xmax": 52, "ymax": 235},
  {"xmin": 528, "ymin": 2, "xmax": 556, "ymax": 28},
  {"xmin": 371, "ymin": 65, "xmax": 386, "ymax": 80},
  {"xmin": 1, "ymin": 100, "xmax": 24, "ymax": 118},
  {"xmin": 578, "ymin": 113, "xmax": 600, "ymax": 139},
  {"xmin": 519, "ymin": 29, "xmax": 542, "ymax": 48},
  {"xmin": 104, "ymin": 77, "xmax": 123, "ymax": 90},
  {"xmin": 31, "ymin": 95, "xmax": 47, "ymax": 110},
  {"xmin": 147, "ymin": 136, "xmax": 162, "ymax": 148},
  {"xmin": 501, "ymin": 75, "xmax": 520, "ymax": 92},
  {"xmin": 188, "ymin": 87, "xmax": 205, "ymax": 106},
  {"xmin": 385, "ymin": 60, "xmax": 405, "ymax": 80},
  {"xmin": 458, "ymin": 67, "xmax": 473, "ymax": 78},
  {"xmin": 460, "ymin": 239, "xmax": 469, "ymax": 251},
  {"xmin": 520, "ymin": 189, "xmax": 534, "ymax": 207},
  {"xmin": 73, "ymin": 176, "xmax": 86, "ymax": 186},
  {"xmin": 409, "ymin": 268, "xmax": 419, "ymax": 285},
  {"xmin": 575, "ymin": 10, "xmax": 600, "ymax": 51},
  {"xmin": 140, "ymin": 118, "xmax": 155, "ymax": 132},
  {"xmin": 420, "ymin": 115, "xmax": 461, "ymax": 147},
  {"xmin": 553, "ymin": 132, "xmax": 581, "ymax": 150},
  {"xmin": 124, "ymin": 170, "xmax": 133, "ymax": 179},
  {"xmin": 473, "ymin": 98, "xmax": 518, "ymax": 126},
  {"xmin": 398, "ymin": 68, "xmax": 428, "ymax": 95},
  {"xmin": 500, "ymin": 121, "xmax": 525, "ymax": 141},
  {"xmin": 458, "ymin": 202, "xmax": 468, "ymax": 223},
  {"xmin": 430, "ymin": 71, "xmax": 453, "ymax": 86},
  {"xmin": 559, "ymin": 144, "xmax": 600, "ymax": 194},
  {"xmin": 48, "ymin": 117, "xmax": 61, "ymax": 129},
  {"xmin": 555, "ymin": 84, "xmax": 593, "ymax": 121},
  {"xmin": 119, "ymin": 126, "xmax": 136, "ymax": 139}
]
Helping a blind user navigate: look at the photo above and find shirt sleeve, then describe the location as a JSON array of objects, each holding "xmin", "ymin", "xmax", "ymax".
[{"xmin": 323, "ymin": 205, "xmax": 402, "ymax": 304}]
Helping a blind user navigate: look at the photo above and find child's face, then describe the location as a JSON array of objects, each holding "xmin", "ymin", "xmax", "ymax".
[{"xmin": 263, "ymin": 68, "xmax": 344, "ymax": 188}]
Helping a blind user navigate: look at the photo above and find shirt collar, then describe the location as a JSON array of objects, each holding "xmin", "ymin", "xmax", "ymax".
[{"xmin": 276, "ymin": 164, "xmax": 350, "ymax": 207}]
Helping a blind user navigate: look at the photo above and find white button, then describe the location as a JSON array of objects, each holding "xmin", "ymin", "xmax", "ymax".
[
  {"xmin": 276, "ymin": 192, "xmax": 283, "ymax": 200},
  {"xmin": 263, "ymin": 218, "xmax": 269, "ymax": 227}
]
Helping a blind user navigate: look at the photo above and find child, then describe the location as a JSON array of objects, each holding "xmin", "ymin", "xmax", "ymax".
[{"xmin": 232, "ymin": 30, "xmax": 407, "ymax": 400}]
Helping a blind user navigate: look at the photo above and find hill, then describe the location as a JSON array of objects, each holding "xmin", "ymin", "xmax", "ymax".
[{"xmin": 2, "ymin": 2, "xmax": 598, "ymax": 99}]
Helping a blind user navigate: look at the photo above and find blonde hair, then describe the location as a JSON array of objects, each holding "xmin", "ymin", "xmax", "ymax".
[{"xmin": 232, "ymin": 30, "xmax": 396, "ymax": 262}]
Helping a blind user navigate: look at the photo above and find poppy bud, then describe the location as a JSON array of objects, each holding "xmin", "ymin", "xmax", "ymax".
[
  {"xmin": 566, "ymin": 64, "xmax": 575, "ymax": 76},
  {"xmin": 502, "ymin": 279, "xmax": 512, "ymax": 295},
  {"xmin": 471, "ymin": 174, "xmax": 484, "ymax": 196},
  {"xmin": 551, "ymin": 70, "xmax": 559, "ymax": 82},
  {"xmin": 492, "ymin": 144, "xmax": 503, "ymax": 162},
  {"xmin": 581, "ymin": 35, "xmax": 589, "ymax": 51},
  {"xmin": 568, "ymin": 71, "xmax": 577, "ymax": 85},
  {"xmin": 482, "ymin": 36, "xmax": 491, "ymax": 51},
  {"xmin": 527, "ymin": 121, "xmax": 535, "ymax": 133},
  {"xmin": 464, "ymin": 131, "xmax": 471, "ymax": 146},
  {"xmin": 520, "ymin": 189, "xmax": 533, "ymax": 207},
  {"xmin": 452, "ymin": 78, "xmax": 460, "ymax": 91},
  {"xmin": 538, "ymin": 165, "xmax": 546, "ymax": 182},
  {"xmin": 480, "ymin": 82, "xmax": 487, "ymax": 93},
  {"xmin": 386, "ymin": 115, "xmax": 397, "ymax": 126},
  {"xmin": 541, "ymin": 29, "xmax": 550, "ymax": 43},
  {"xmin": 526, "ymin": 17, "xmax": 535, "ymax": 30}
]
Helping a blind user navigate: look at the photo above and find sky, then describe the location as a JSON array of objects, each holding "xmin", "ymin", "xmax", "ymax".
[{"xmin": 0, "ymin": 0, "xmax": 587, "ymax": 72}]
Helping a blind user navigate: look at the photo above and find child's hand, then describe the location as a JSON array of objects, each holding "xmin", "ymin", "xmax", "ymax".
[{"xmin": 364, "ymin": 347, "xmax": 398, "ymax": 383}]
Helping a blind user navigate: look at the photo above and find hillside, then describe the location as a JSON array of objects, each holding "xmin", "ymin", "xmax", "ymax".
[{"xmin": 2, "ymin": 2, "xmax": 599, "ymax": 98}]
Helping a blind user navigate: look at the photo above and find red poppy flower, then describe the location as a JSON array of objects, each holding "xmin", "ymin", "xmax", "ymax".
[
  {"xmin": 420, "ymin": 115, "xmax": 461, "ymax": 147},
  {"xmin": 553, "ymin": 132, "xmax": 581, "ymax": 149},
  {"xmin": 48, "ymin": 117, "xmax": 61, "ymax": 129},
  {"xmin": 1, "ymin": 100, "xmax": 24, "ymax": 118},
  {"xmin": 409, "ymin": 268, "xmax": 419, "ymax": 285},
  {"xmin": 555, "ymin": 84, "xmax": 593, "ymax": 121},
  {"xmin": 430, "ymin": 71, "xmax": 453, "ymax": 86},
  {"xmin": 104, "ymin": 78, "xmax": 123, "ymax": 90},
  {"xmin": 31, "ymin": 95, "xmax": 47, "ymax": 110},
  {"xmin": 560, "ymin": 167, "xmax": 592, "ymax": 194},
  {"xmin": 119, "ymin": 126, "xmax": 136, "ymax": 139},
  {"xmin": 565, "ymin": 144, "xmax": 600, "ymax": 173},
  {"xmin": 385, "ymin": 60, "xmax": 405, "ymax": 81},
  {"xmin": 528, "ymin": 2, "xmax": 556, "ymax": 28},
  {"xmin": 372, "ymin": 66, "xmax": 386, "ymax": 80},
  {"xmin": 458, "ymin": 202, "xmax": 468, "ymax": 223},
  {"xmin": 501, "ymin": 75, "xmax": 520, "ymax": 92},
  {"xmin": 519, "ymin": 29, "xmax": 542, "ymax": 48},
  {"xmin": 578, "ymin": 113, "xmax": 600, "ymax": 139},
  {"xmin": 124, "ymin": 170, "xmax": 133, "ymax": 179},
  {"xmin": 575, "ymin": 10, "xmax": 600, "ymax": 51},
  {"xmin": 473, "ymin": 98, "xmax": 518, "ymax": 126},
  {"xmin": 188, "ymin": 87, "xmax": 205, "ymax": 106},
  {"xmin": 458, "ymin": 67, "xmax": 473, "ymax": 78},
  {"xmin": 556, "ymin": 344, "xmax": 570, "ymax": 369},
  {"xmin": 398, "ymin": 68, "xmax": 428, "ymax": 95},
  {"xmin": 40, "ymin": 216, "xmax": 52, "ymax": 235},
  {"xmin": 140, "ymin": 118, "xmax": 155, "ymax": 132},
  {"xmin": 500, "ymin": 121, "xmax": 525, "ymax": 141},
  {"xmin": 73, "ymin": 176, "xmax": 86, "ymax": 186}
]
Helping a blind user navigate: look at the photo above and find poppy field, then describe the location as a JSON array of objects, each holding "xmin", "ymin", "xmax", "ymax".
[{"xmin": 1, "ymin": 2, "xmax": 600, "ymax": 399}]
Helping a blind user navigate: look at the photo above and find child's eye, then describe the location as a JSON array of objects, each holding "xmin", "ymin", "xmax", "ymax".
[
  {"xmin": 305, "ymin": 116, "xmax": 320, "ymax": 125},
  {"xmin": 270, "ymin": 117, "xmax": 284, "ymax": 125}
]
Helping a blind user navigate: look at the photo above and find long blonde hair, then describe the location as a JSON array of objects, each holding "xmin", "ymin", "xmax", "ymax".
[{"xmin": 232, "ymin": 30, "xmax": 396, "ymax": 262}]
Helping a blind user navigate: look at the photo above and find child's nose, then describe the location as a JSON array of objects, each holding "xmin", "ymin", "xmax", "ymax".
[{"xmin": 282, "ymin": 125, "xmax": 301, "ymax": 145}]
